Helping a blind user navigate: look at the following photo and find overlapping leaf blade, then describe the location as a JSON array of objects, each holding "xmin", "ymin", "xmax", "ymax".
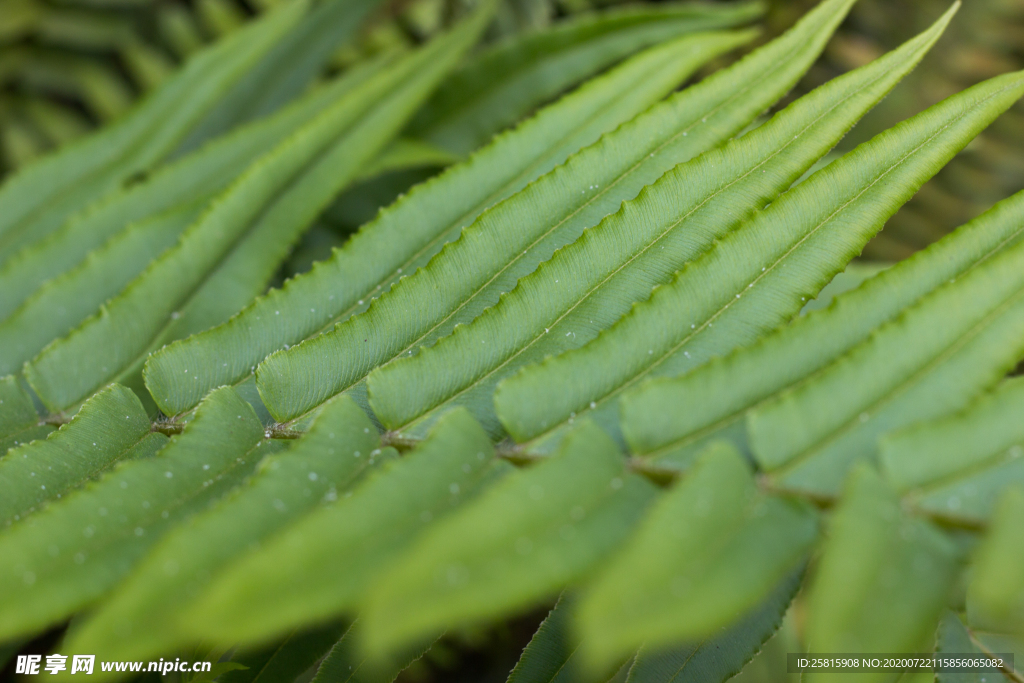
[
  {"xmin": 748, "ymin": 158, "xmax": 1024, "ymax": 498},
  {"xmin": 0, "ymin": 50, "xmax": 399, "ymax": 324},
  {"xmin": 0, "ymin": 201, "xmax": 205, "ymax": 377},
  {"xmin": 147, "ymin": 27, "xmax": 753, "ymax": 417},
  {"xmin": 934, "ymin": 611, "xmax": 1013, "ymax": 683},
  {"xmin": 0, "ymin": 384, "xmax": 165, "ymax": 528},
  {"xmin": 0, "ymin": 374, "xmax": 52, "ymax": 453},
  {"xmin": 623, "ymin": 569, "xmax": 801, "ymax": 683},
  {"xmin": 577, "ymin": 442, "xmax": 815, "ymax": 667},
  {"xmin": 216, "ymin": 622, "xmax": 349, "ymax": 683},
  {"xmin": 172, "ymin": 0, "xmax": 386, "ymax": 156},
  {"xmin": 803, "ymin": 466, "xmax": 958, "ymax": 683},
  {"xmin": 64, "ymin": 396, "xmax": 390, "ymax": 665},
  {"xmin": 497, "ymin": 57, "xmax": 1024, "ymax": 458},
  {"xmin": 505, "ymin": 595, "xmax": 612, "ymax": 683},
  {"xmin": 24, "ymin": 4, "xmax": 492, "ymax": 413},
  {"xmin": 255, "ymin": 0, "xmax": 856, "ymax": 425},
  {"xmin": 881, "ymin": 377, "xmax": 1024, "ymax": 523},
  {"xmin": 621, "ymin": 183, "xmax": 1024, "ymax": 473},
  {"xmin": 361, "ymin": 420, "xmax": 656, "ymax": 656},
  {"xmin": 309, "ymin": 619, "xmax": 433, "ymax": 683},
  {"xmin": 370, "ymin": 8, "xmax": 951, "ymax": 440},
  {"xmin": 968, "ymin": 488, "xmax": 1024, "ymax": 638},
  {"xmin": 182, "ymin": 408, "xmax": 507, "ymax": 648},
  {"xmin": 0, "ymin": 386, "xmax": 267, "ymax": 641}
]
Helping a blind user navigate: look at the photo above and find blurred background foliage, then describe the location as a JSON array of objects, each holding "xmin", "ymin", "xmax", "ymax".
[{"xmin": 4, "ymin": 0, "xmax": 1021, "ymax": 258}]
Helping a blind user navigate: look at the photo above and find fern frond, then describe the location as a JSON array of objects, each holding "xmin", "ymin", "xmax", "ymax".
[
  {"xmin": 372, "ymin": 6, "xmax": 952, "ymax": 441},
  {"xmin": 0, "ymin": 386, "xmax": 266, "ymax": 641},
  {"xmin": 802, "ymin": 465, "xmax": 958, "ymax": 683},
  {"xmin": 146, "ymin": 27, "xmax": 752, "ymax": 417},
  {"xmin": 0, "ymin": 50, "xmax": 400, "ymax": 324},
  {"xmin": 620, "ymin": 176, "xmax": 1024, "ymax": 473},
  {"xmin": 0, "ymin": 383, "xmax": 164, "ymax": 528},
  {"xmin": 576, "ymin": 442, "xmax": 814, "ymax": 666},
  {"xmin": 881, "ymin": 376, "xmax": 1024, "ymax": 524},
  {"xmin": 63, "ymin": 395, "xmax": 389, "ymax": 664},
  {"xmin": 361, "ymin": 420, "xmax": 655, "ymax": 656},
  {"xmin": 969, "ymin": 487, "xmax": 1024, "ymax": 637},
  {"xmin": 255, "ymin": 0, "xmax": 855, "ymax": 425},
  {"xmin": 24, "ymin": 5, "xmax": 492, "ymax": 413},
  {"xmin": 497, "ymin": 58, "xmax": 1024, "ymax": 458},
  {"xmin": 747, "ymin": 130, "xmax": 1024, "ymax": 497},
  {"xmin": 181, "ymin": 408, "xmax": 507, "ymax": 648}
]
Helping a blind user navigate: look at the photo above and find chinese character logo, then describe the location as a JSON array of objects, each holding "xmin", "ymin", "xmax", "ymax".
[{"xmin": 71, "ymin": 655, "xmax": 95, "ymax": 674}]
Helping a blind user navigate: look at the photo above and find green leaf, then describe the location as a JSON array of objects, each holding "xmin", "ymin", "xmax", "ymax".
[
  {"xmin": 506, "ymin": 595, "xmax": 608, "ymax": 683},
  {"xmin": 803, "ymin": 465, "xmax": 958, "ymax": 683},
  {"xmin": 623, "ymin": 568, "xmax": 802, "ymax": 683},
  {"xmin": 407, "ymin": 1, "xmax": 763, "ymax": 155},
  {"xmin": 577, "ymin": 442, "xmax": 815, "ymax": 667},
  {"xmin": 0, "ymin": 200, "xmax": 205, "ymax": 377},
  {"xmin": 362, "ymin": 420, "xmax": 657, "ymax": 657},
  {"xmin": 181, "ymin": 408, "xmax": 508, "ymax": 648},
  {"xmin": 748, "ymin": 149, "xmax": 1024, "ymax": 498},
  {"xmin": 0, "ymin": 0, "xmax": 307, "ymax": 263},
  {"xmin": 358, "ymin": 138, "xmax": 458, "ymax": 182},
  {"xmin": 257, "ymin": 0, "xmax": 856, "ymax": 425},
  {"xmin": 148, "ymin": 28, "xmax": 752, "ymax": 418},
  {"xmin": 935, "ymin": 611, "xmax": 1013, "ymax": 683},
  {"xmin": 620, "ymin": 174, "xmax": 1024, "ymax": 473},
  {"xmin": 881, "ymin": 377, "xmax": 1024, "ymax": 524},
  {"xmin": 374, "ymin": 7, "xmax": 951, "ymax": 440},
  {"xmin": 0, "ymin": 383, "xmax": 165, "ymax": 528},
  {"xmin": 499, "ymin": 11, "xmax": 1017, "ymax": 460},
  {"xmin": 968, "ymin": 487, "xmax": 1024, "ymax": 637},
  {"xmin": 63, "ymin": 395, "xmax": 390, "ymax": 664},
  {"xmin": 25, "ymin": 5, "xmax": 491, "ymax": 413},
  {"xmin": 0, "ymin": 50, "xmax": 400, "ymax": 324},
  {"xmin": 219, "ymin": 621, "xmax": 349, "ymax": 683},
  {"xmin": 172, "ymin": 0, "xmax": 387, "ymax": 156},
  {"xmin": 0, "ymin": 386, "xmax": 266, "ymax": 641},
  {"xmin": 0, "ymin": 374, "xmax": 51, "ymax": 454},
  {"xmin": 310, "ymin": 619, "xmax": 433, "ymax": 683}
]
